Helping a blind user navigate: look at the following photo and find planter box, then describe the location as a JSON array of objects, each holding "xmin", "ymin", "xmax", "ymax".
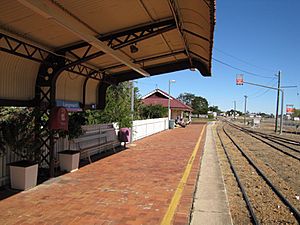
[
  {"xmin": 59, "ymin": 150, "xmax": 80, "ymax": 172},
  {"xmin": 9, "ymin": 161, "xmax": 38, "ymax": 190}
]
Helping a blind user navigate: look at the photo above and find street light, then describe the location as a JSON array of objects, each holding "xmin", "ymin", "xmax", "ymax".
[{"xmin": 168, "ymin": 80, "xmax": 176, "ymax": 128}]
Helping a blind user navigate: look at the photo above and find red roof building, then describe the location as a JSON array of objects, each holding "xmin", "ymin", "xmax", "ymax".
[{"xmin": 141, "ymin": 89, "xmax": 192, "ymax": 119}]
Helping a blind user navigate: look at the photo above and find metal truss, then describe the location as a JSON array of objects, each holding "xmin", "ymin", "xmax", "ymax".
[
  {"xmin": 0, "ymin": 18, "xmax": 176, "ymax": 177},
  {"xmin": 0, "ymin": 18, "xmax": 176, "ymax": 83},
  {"xmin": 0, "ymin": 33, "xmax": 48, "ymax": 63},
  {"xmin": 61, "ymin": 18, "xmax": 176, "ymax": 57}
]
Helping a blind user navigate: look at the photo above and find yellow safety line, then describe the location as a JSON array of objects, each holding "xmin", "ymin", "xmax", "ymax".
[{"xmin": 160, "ymin": 125, "xmax": 206, "ymax": 225}]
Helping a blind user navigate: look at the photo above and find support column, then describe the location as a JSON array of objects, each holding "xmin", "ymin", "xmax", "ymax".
[{"xmin": 35, "ymin": 54, "xmax": 66, "ymax": 177}]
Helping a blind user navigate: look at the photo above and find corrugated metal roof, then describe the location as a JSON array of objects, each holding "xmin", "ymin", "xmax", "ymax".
[{"xmin": 0, "ymin": 0, "xmax": 215, "ymax": 107}]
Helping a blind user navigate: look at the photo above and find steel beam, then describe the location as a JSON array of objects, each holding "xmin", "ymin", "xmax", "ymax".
[
  {"xmin": 100, "ymin": 50, "xmax": 186, "ymax": 72},
  {"xmin": 60, "ymin": 18, "xmax": 175, "ymax": 52},
  {"xmin": 0, "ymin": 98, "xmax": 36, "ymax": 107},
  {"xmin": 107, "ymin": 58, "xmax": 209, "ymax": 84},
  {"xmin": 168, "ymin": 0, "xmax": 193, "ymax": 68}
]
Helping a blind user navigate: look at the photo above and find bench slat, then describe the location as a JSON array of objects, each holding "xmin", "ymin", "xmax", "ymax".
[{"xmin": 69, "ymin": 124, "xmax": 120, "ymax": 164}]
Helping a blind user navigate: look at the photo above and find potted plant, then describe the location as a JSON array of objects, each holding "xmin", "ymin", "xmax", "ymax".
[
  {"xmin": 0, "ymin": 107, "xmax": 42, "ymax": 190},
  {"xmin": 58, "ymin": 112, "xmax": 86, "ymax": 172}
]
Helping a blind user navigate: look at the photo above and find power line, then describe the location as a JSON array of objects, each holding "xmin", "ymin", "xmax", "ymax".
[
  {"xmin": 247, "ymin": 78, "xmax": 277, "ymax": 98},
  {"xmin": 214, "ymin": 48, "xmax": 276, "ymax": 73},
  {"xmin": 213, "ymin": 57, "xmax": 274, "ymax": 79}
]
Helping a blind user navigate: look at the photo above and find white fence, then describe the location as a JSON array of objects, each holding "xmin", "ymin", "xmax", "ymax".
[
  {"xmin": 0, "ymin": 118, "xmax": 169, "ymax": 187},
  {"xmin": 132, "ymin": 117, "xmax": 168, "ymax": 141}
]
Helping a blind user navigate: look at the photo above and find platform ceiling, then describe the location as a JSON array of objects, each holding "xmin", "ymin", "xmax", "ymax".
[{"xmin": 0, "ymin": 0, "xmax": 215, "ymax": 107}]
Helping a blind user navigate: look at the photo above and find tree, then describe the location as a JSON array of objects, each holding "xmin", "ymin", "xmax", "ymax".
[
  {"xmin": 192, "ymin": 96, "xmax": 208, "ymax": 117},
  {"xmin": 140, "ymin": 104, "xmax": 168, "ymax": 119},
  {"xmin": 208, "ymin": 105, "xmax": 221, "ymax": 113},
  {"xmin": 226, "ymin": 109, "xmax": 243, "ymax": 116},
  {"xmin": 98, "ymin": 82, "xmax": 133, "ymax": 127},
  {"xmin": 177, "ymin": 93, "xmax": 195, "ymax": 106},
  {"xmin": 84, "ymin": 81, "xmax": 138, "ymax": 128},
  {"xmin": 293, "ymin": 109, "xmax": 300, "ymax": 118}
]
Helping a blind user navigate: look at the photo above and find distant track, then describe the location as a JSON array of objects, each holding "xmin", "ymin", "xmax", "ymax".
[
  {"xmin": 218, "ymin": 125, "xmax": 300, "ymax": 223},
  {"xmin": 226, "ymin": 121, "xmax": 300, "ymax": 161}
]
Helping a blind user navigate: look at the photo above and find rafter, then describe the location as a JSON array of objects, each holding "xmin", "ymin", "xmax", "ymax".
[{"xmin": 168, "ymin": 0, "xmax": 193, "ymax": 68}]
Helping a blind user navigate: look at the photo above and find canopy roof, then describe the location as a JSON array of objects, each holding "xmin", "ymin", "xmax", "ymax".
[{"xmin": 0, "ymin": 0, "xmax": 215, "ymax": 108}]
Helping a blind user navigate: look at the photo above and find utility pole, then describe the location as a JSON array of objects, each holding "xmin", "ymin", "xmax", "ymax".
[
  {"xmin": 275, "ymin": 71, "xmax": 281, "ymax": 132},
  {"xmin": 244, "ymin": 95, "xmax": 248, "ymax": 125},
  {"xmin": 234, "ymin": 100, "xmax": 236, "ymax": 119},
  {"xmin": 241, "ymin": 80, "xmax": 284, "ymax": 135}
]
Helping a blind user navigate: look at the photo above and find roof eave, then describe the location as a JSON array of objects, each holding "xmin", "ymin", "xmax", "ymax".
[{"xmin": 107, "ymin": 57, "xmax": 210, "ymax": 84}]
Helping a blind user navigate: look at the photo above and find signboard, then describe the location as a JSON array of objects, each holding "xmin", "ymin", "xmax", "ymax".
[
  {"xmin": 236, "ymin": 74, "xmax": 244, "ymax": 85},
  {"xmin": 56, "ymin": 100, "xmax": 82, "ymax": 112},
  {"xmin": 286, "ymin": 104, "xmax": 294, "ymax": 114}
]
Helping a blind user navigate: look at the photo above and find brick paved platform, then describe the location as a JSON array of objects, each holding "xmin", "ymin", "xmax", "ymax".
[{"xmin": 0, "ymin": 124, "xmax": 206, "ymax": 225}]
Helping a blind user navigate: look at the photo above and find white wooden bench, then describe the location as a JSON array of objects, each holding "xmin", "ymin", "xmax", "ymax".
[{"xmin": 69, "ymin": 124, "xmax": 121, "ymax": 163}]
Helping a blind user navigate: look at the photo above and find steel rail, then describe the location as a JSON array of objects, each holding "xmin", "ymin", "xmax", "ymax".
[
  {"xmin": 227, "ymin": 122, "xmax": 300, "ymax": 161},
  {"xmin": 262, "ymin": 136, "xmax": 300, "ymax": 153},
  {"xmin": 228, "ymin": 121, "xmax": 300, "ymax": 146},
  {"xmin": 216, "ymin": 128, "xmax": 259, "ymax": 225},
  {"xmin": 282, "ymin": 130, "xmax": 300, "ymax": 136},
  {"xmin": 262, "ymin": 134, "xmax": 300, "ymax": 146},
  {"xmin": 228, "ymin": 122, "xmax": 300, "ymax": 151},
  {"xmin": 222, "ymin": 125, "xmax": 300, "ymax": 222}
]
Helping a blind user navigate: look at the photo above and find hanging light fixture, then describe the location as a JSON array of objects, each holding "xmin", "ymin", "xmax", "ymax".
[{"xmin": 130, "ymin": 43, "xmax": 138, "ymax": 53}]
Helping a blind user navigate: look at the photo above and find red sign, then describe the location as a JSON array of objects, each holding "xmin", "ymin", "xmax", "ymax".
[
  {"xmin": 236, "ymin": 74, "xmax": 244, "ymax": 85},
  {"xmin": 286, "ymin": 105, "xmax": 295, "ymax": 114},
  {"xmin": 49, "ymin": 107, "xmax": 69, "ymax": 131}
]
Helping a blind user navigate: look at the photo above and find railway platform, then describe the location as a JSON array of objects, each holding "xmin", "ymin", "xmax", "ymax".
[
  {"xmin": 0, "ymin": 123, "xmax": 233, "ymax": 225},
  {"xmin": 190, "ymin": 122, "xmax": 232, "ymax": 224}
]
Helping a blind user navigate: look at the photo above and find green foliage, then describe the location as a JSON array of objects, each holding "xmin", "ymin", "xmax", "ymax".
[
  {"xmin": 208, "ymin": 105, "xmax": 221, "ymax": 113},
  {"xmin": 0, "ymin": 107, "xmax": 41, "ymax": 161},
  {"xmin": 140, "ymin": 104, "xmax": 168, "ymax": 119},
  {"xmin": 293, "ymin": 109, "xmax": 300, "ymax": 118},
  {"xmin": 177, "ymin": 93, "xmax": 210, "ymax": 116},
  {"xmin": 67, "ymin": 112, "xmax": 86, "ymax": 139},
  {"xmin": 62, "ymin": 82, "xmax": 141, "ymax": 138},
  {"xmin": 226, "ymin": 109, "xmax": 243, "ymax": 116},
  {"xmin": 84, "ymin": 110, "xmax": 102, "ymax": 125},
  {"xmin": 207, "ymin": 114, "xmax": 214, "ymax": 119},
  {"xmin": 84, "ymin": 82, "xmax": 138, "ymax": 128},
  {"xmin": 192, "ymin": 96, "xmax": 208, "ymax": 116},
  {"xmin": 177, "ymin": 93, "xmax": 195, "ymax": 106},
  {"xmin": 256, "ymin": 112, "xmax": 273, "ymax": 118},
  {"xmin": 101, "ymin": 82, "xmax": 132, "ymax": 128}
]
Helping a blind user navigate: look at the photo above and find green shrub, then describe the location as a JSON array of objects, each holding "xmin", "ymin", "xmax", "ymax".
[{"xmin": 140, "ymin": 104, "xmax": 168, "ymax": 119}]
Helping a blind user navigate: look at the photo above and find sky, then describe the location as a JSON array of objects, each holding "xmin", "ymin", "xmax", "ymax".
[{"xmin": 136, "ymin": 0, "xmax": 300, "ymax": 114}]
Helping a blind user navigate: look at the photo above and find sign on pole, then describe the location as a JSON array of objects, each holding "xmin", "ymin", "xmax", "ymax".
[
  {"xmin": 236, "ymin": 74, "xmax": 244, "ymax": 85},
  {"xmin": 286, "ymin": 104, "xmax": 294, "ymax": 114}
]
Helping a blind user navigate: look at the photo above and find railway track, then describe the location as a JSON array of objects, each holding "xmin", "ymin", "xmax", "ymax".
[
  {"xmin": 228, "ymin": 121, "xmax": 300, "ymax": 146},
  {"xmin": 226, "ymin": 121, "xmax": 300, "ymax": 161},
  {"xmin": 217, "ymin": 125, "xmax": 300, "ymax": 224}
]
